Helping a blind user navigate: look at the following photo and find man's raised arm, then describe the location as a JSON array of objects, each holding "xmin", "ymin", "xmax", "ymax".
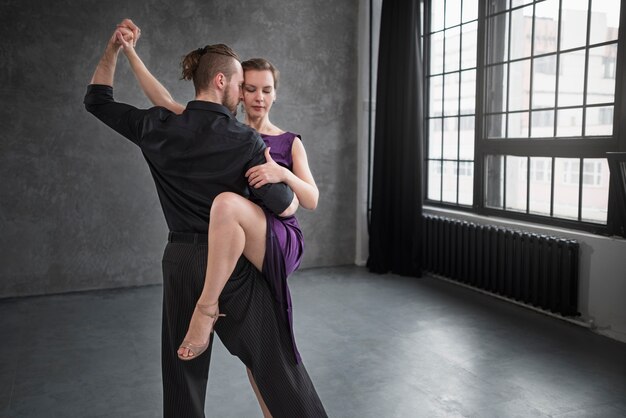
[
  {"xmin": 84, "ymin": 20, "xmax": 153, "ymax": 146},
  {"xmin": 90, "ymin": 20, "xmax": 140, "ymax": 86}
]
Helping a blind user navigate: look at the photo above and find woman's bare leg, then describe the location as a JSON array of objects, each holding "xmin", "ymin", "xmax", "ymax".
[
  {"xmin": 178, "ymin": 192, "xmax": 268, "ymax": 359},
  {"xmin": 247, "ymin": 367, "xmax": 273, "ymax": 417}
]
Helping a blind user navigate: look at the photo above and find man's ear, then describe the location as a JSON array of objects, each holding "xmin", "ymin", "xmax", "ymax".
[{"xmin": 214, "ymin": 73, "xmax": 225, "ymax": 90}]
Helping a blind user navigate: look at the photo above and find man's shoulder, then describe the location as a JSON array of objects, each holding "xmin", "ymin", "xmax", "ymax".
[
  {"xmin": 219, "ymin": 118, "xmax": 262, "ymax": 143},
  {"xmin": 229, "ymin": 117, "xmax": 255, "ymax": 134}
]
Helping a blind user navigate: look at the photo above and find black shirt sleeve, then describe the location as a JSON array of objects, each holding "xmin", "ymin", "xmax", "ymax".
[
  {"xmin": 245, "ymin": 133, "xmax": 295, "ymax": 215},
  {"xmin": 84, "ymin": 84, "xmax": 170, "ymax": 146}
]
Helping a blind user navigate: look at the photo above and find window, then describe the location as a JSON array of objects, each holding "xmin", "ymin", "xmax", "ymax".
[
  {"xmin": 426, "ymin": 0, "xmax": 478, "ymax": 206},
  {"xmin": 424, "ymin": 0, "xmax": 623, "ymax": 231},
  {"xmin": 561, "ymin": 159, "xmax": 580, "ymax": 185},
  {"xmin": 582, "ymin": 159, "xmax": 603, "ymax": 186}
]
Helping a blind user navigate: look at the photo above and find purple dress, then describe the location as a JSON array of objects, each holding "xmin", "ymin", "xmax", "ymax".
[{"xmin": 255, "ymin": 132, "xmax": 305, "ymax": 363}]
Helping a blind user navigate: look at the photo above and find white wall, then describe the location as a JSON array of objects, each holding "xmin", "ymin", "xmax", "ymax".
[{"xmin": 356, "ymin": 0, "xmax": 626, "ymax": 343}]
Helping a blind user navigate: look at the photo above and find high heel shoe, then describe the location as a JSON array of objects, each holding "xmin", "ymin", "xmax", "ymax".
[{"xmin": 177, "ymin": 302, "xmax": 226, "ymax": 361}]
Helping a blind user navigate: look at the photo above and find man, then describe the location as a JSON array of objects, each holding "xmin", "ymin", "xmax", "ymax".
[{"xmin": 84, "ymin": 19, "xmax": 327, "ymax": 418}]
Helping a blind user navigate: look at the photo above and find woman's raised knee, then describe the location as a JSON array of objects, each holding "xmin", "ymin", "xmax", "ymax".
[{"xmin": 210, "ymin": 192, "xmax": 244, "ymax": 220}]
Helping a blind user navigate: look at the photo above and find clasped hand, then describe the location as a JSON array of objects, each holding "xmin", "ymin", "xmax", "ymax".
[
  {"xmin": 110, "ymin": 18, "xmax": 141, "ymax": 51},
  {"xmin": 246, "ymin": 148, "xmax": 287, "ymax": 189}
]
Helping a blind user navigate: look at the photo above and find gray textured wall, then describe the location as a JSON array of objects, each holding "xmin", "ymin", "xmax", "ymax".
[{"xmin": 0, "ymin": 0, "xmax": 358, "ymax": 298}]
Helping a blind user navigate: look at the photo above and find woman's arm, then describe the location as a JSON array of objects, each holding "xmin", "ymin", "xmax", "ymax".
[
  {"xmin": 118, "ymin": 36, "xmax": 185, "ymax": 114},
  {"xmin": 245, "ymin": 138, "xmax": 319, "ymax": 210},
  {"xmin": 284, "ymin": 138, "xmax": 318, "ymax": 210}
]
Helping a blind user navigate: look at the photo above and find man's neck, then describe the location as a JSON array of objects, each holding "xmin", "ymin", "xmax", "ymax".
[{"xmin": 195, "ymin": 91, "xmax": 221, "ymax": 105}]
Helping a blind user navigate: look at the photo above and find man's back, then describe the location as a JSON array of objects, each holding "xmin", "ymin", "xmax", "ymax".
[{"xmin": 84, "ymin": 84, "xmax": 294, "ymax": 232}]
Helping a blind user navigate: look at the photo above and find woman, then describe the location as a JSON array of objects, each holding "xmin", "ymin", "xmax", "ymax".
[{"xmin": 117, "ymin": 35, "xmax": 318, "ymax": 369}]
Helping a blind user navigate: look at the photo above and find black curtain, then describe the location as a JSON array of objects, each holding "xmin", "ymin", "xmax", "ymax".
[
  {"xmin": 607, "ymin": 153, "xmax": 626, "ymax": 238},
  {"xmin": 367, "ymin": 0, "xmax": 424, "ymax": 276}
]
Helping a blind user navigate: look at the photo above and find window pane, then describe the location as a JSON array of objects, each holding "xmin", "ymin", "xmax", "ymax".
[
  {"xmin": 429, "ymin": 75, "xmax": 443, "ymax": 117},
  {"xmin": 510, "ymin": 5, "xmax": 533, "ymax": 60},
  {"xmin": 444, "ymin": 73, "xmax": 460, "ymax": 116},
  {"xmin": 443, "ymin": 117, "xmax": 459, "ymax": 160},
  {"xmin": 486, "ymin": 114, "xmax": 506, "ymax": 138},
  {"xmin": 442, "ymin": 161, "xmax": 458, "ymax": 203},
  {"xmin": 508, "ymin": 59, "xmax": 531, "ymax": 111},
  {"xmin": 560, "ymin": 0, "xmax": 588, "ymax": 50},
  {"xmin": 589, "ymin": 0, "xmax": 620, "ymax": 45},
  {"xmin": 531, "ymin": 110, "xmax": 554, "ymax": 138},
  {"xmin": 534, "ymin": 0, "xmax": 559, "ymax": 55},
  {"xmin": 505, "ymin": 156, "xmax": 528, "ymax": 212},
  {"xmin": 430, "ymin": 32, "xmax": 444, "ymax": 75},
  {"xmin": 586, "ymin": 44, "xmax": 617, "ymax": 105},
  {"xmin": 585, "ymin": 106, "xmax": 613, "ymax": 136},
  {"xmin": 485, "ymin": 155, "xmax": 504, "ymax": 209},
  {"xmin": 581, "ymin": 158, "xmax": 609, "ymax": 223},
  {"xmin": 458, "ymin": 162, "xmax": 474, "ymax": 205},
  {"xmin": 445, "ymin": 27, "xmax": 461, "ymax": 72},
  {"xmin": 532, "ymin": 55, "xmax": 556, "ymax": 109},
  {"xmin": 511, "ymin": 0, "xmax": 532, "ymax": 7},
  {"xmin": 556, "ymin": 108, "xmax": 583, "ymax": 137},
  {"xmin": 529, "ymin": 157, "xmax": 552, "ymax": 215},
  {"xmin": 486, "ymin": 12, "xmax": 509, "ymax": 65},
  {"xmin": 558, "ymin": 50, "xmax": 585, "ymax": 106},
  {"xmin": 445, "ymin": 0, "xmax": 462, "ymax": 28},
  {"xmin": 486, "ymin": 64, "xmax": 508, "ymax": 113},
  {"xmin": 431, "ymin": 0, "xmax": 445, "ymax": 32},
  {"xmin": 460, "ymin": 69, "xmax": 476, "ymax": 114},
  {"xmin": 429, "ymin": 118, "xmax": 443, "ymax": 158},
  {"xmin": 553, "ymin": 158, "xmax": 580, "ymax": 220},
  {"xmin": 459, "ymin": 116, "xmax": 475, "ymax": 160},
  {"xmin": 508, "ymin": 111, "xmax": 529, "ymax": 138},
  {"xmin": 428, "ymin": 160, "xmax": 442, "ymax": 200},
  {"xmin": 462, "ymin": 0, "xmax": 478, "ymax": 22},
  {"xmin": 461, "ymin": 21, "xmax": 478, "ymax": 69}
]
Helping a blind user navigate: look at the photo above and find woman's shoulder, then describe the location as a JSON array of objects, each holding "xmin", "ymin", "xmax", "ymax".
[
  {"xmin": 283, "ymin": 131, "xmax": 302, "ymax": 143},
  {"xmin": 262, "ymin": 131, "xmax": 301, "ymax": 143}
]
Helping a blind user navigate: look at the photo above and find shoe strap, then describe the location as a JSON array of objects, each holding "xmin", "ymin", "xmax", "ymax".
[{"xmin": 196, "ymin": 303, "xmax": 226, "ymax": 318}]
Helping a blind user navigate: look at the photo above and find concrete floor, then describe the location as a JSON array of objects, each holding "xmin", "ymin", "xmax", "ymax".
[{"xmin": 1, "ymin": 266, "xmax": 625, "ymax": 418}]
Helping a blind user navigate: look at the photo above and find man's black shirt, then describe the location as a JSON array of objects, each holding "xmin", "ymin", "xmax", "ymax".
[{"xmin": 84, "ymin": 84, "xmax": 294, "ymax": 233}]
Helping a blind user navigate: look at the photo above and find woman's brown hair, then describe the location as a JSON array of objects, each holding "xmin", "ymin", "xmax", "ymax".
[{"xmin": 241, "ymin": 58, "xmax": 280, "ymax": 90}]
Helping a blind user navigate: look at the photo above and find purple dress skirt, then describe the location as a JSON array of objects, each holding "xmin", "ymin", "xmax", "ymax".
[{"xmin": 255, "ymin": 132, "xmax": 305, "ymax": 363}]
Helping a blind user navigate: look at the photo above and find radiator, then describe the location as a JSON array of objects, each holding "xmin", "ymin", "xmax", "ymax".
[{"xmin": 422, "ymin": 215, "xmax": 580, "ymax": 317}]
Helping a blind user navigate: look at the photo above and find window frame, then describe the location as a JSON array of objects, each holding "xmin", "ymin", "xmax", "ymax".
[{"xmin": 423, "ymin": 0, "xmax": 626, "ymax": 235}]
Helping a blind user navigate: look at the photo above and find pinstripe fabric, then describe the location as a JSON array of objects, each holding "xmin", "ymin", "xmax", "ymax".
[
  {"xmin": 162, "ymin": 241, "xmax": 215, "ymax": 417},
  {"xmin": 161, "ymin": 238, "xmax": 327, "ymax": 418}
]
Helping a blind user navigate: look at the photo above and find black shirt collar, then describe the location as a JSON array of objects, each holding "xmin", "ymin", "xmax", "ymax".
[{"xmin": 185, "ymin": 100, "xmax": 234, "ymax": 118}]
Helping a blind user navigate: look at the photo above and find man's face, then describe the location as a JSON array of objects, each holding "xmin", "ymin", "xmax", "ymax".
[{"xmin": 223, "ymin": 63, "xmax": 244, "ymax": 115}]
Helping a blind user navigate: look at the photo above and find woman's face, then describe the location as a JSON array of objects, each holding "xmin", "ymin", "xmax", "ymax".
[{"xmin": 242, "ymin": 70, "xmax": 276, "ymax": 119}]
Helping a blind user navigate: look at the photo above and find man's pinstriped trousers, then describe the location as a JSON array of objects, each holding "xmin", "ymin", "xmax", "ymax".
[{"xmin": 161, "ymin": 235, "xmax": 327, "ymax": 418}]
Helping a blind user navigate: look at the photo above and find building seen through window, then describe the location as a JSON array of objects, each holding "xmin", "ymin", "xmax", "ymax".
[{"xmin": 425, "ymin": 0, "xmax": 621, "ymax": 229}]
